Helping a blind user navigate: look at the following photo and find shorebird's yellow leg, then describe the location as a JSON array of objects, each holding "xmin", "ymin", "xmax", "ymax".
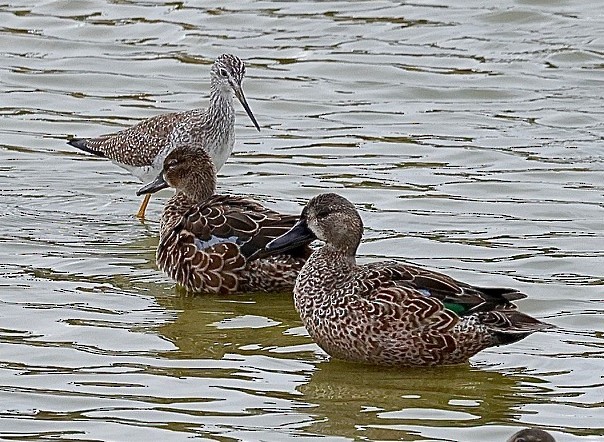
[{"xmin": 136, "ymin": 194, "xmax": 151, "ymax": 220}]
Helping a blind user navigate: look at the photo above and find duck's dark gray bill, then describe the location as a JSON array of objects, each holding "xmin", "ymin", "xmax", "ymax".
[
  {"xmin": 234, "ymin": 85, "xmax": 260, "ymax": 132},
  {"xmin": 137, "ymin": 173, "xmax": 168, "ymax": 196},
  {"xmin": 265, "ymin": 219, "xmax": 315, "ymax": 254}
]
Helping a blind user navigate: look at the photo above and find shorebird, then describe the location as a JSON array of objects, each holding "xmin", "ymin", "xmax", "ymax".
[
  {"xmin": 68, "ymin": 53, "xmax": 260, "ymax": 219},
  {"xmin": 136, "ymin": 146, "xmax": 310, "ymax": 294},
  {"xmin": 266, "ymin": 193, "xmax": 552, "ymax": 367}
]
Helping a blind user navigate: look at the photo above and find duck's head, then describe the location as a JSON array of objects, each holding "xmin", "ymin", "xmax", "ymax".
[
  {"xmin": 210, "ymin": 54, "xmax": 260, "ymax": 131},
  {"xmin": 137, "ymin": 147, "xmax": 216, "ymax": 202},
  {"xmin": 267, "ymin": 193, "xmax": 363, "ymax": 258}
]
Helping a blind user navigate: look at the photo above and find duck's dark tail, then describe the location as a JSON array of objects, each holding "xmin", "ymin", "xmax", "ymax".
[
  {"xmin": 478, "ymin": 286, "xmax": 527, "ymax": 303},
  {"xmin": 479, "ymin": 310, "xmax": 554, "ymax": 346},
  {"xmin": 67, "ymin": 138, "xmax": 106, "ymax": 158}
]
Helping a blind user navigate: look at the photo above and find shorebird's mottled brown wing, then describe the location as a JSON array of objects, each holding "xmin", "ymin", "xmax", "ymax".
[{"xmin": 69, "ymin": 110, "xmax": 206, "ymax": 167}]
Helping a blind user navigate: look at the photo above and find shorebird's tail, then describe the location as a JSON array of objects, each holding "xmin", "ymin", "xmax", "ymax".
[{"xmin": 67, "ymin": 138, "xmax": 106, "ymax": 158}]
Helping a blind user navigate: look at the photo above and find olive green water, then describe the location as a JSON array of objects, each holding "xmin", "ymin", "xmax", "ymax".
[{"xmin": 0, "ymin": 1, "xmax": 602, "ymax": 441}]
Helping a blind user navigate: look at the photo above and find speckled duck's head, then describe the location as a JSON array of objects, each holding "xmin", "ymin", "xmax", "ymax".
[
  {"xmin": 137, "ymin": 147, "xmax": 216, "ymax": 202},
  {"xmin": 210, "ymin": 54, "xmax": 260, "ymax": 131},
  {"xmin": 267, "ymin": 193, "xmax": 364, "ymax": 259}
]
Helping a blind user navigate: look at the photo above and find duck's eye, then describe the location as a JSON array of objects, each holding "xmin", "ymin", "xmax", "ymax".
[
  {"xmin": 166, "ymin": 159, "xmax": 179, "ymax": 170},
  {"xmin": 219, "ymin": 68, "xmax": 228, "ymax": 77},
  {"xmin": 315, "ymin": 209, "xmax": 331, "ymax": 219}
]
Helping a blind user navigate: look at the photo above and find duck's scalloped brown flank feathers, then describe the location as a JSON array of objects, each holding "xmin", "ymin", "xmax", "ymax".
[
  {"xmin": 157, "ymin": 193, "xmax": 310, "ymax": 295},
  {"xmin": 269, "ymin": 192, "xmax": 552, "ymax": 367}
]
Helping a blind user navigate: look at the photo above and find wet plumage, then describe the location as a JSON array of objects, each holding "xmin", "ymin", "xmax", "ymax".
[
  {"xmin": 266, "ymin": 193, "xmax": 552, "ymax": 367},
  {"xmin": 68, "ymin": 53, "xmax": 260, "ymax": 218},
  {"xmin": 137, "ymin": 147, "xmax": 309, "ymax": 295}
]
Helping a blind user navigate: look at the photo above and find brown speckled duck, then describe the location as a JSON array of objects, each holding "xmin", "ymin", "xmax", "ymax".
[
  {"xmin": 266, "ymin": 192, "xmax": 552, "ymax": 367},
  {"xmin": 137, "ymin": 147, "xmax": 309, "ymax": 294}
]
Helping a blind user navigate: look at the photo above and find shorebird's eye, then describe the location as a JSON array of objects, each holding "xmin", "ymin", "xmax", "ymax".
[{"xmin": 219, "ymin": 68, "xmax": 228, "ymax": 77}]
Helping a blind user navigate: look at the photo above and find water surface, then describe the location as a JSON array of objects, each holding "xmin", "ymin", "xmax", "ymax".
[{"xmin": 0, "ymin": 0, "xmax": 602, "ymax": 440}]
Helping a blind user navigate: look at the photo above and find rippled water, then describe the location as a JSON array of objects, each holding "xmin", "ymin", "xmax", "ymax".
[{"xmin": 1, "ymin": 1, "xmax": 602, "ymax": 440}]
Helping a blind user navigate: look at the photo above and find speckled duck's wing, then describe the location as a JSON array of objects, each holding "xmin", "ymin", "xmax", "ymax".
[
  {"xmin": 69, "ymin": 109, "xmax": 207, "ymax": 167},
  {"xmin": 351, "ymin": 275, "xmax": 462, "ymax": 333},
  {"xmin": 360, "ymin": 261, "xmax": 526, "ymax": 315},
  {"xmin": 157, "ymin": 194, "xmax": 305, "ymax": 294},
  {"xmin": 183, "ymin": 195, "xmax": 303, "ymax": 257},
  {"xmin": 355, "ymin": 276, "xmax": 549, "ymax": 335},
  {"xmin": 343, "ymin": 266, "xmax": 551, "ymax": 365}
]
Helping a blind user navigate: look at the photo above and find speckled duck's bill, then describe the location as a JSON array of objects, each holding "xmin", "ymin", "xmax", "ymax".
[
  {"xmin": 265, "ymin": 219, "xmax": 316, "ymax": 255},
  {"xmin": 137, "ymin": 172, "xmax": 169, "ymax": 196}
]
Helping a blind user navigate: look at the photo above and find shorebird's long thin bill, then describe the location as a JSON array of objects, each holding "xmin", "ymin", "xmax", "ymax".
[{"xmin": 235, "ymin": 86, "xmax": 261, "ymax": 131}]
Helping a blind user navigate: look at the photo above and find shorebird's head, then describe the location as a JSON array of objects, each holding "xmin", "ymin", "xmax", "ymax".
[{"xmin": 211, "ymin": 54, "xmax": 260, "ymax": 131}]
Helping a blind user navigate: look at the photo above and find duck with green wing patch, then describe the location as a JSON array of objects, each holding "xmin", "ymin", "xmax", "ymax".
[{"xmin": 266, "ymin": 193, "xmax": 552, "ymax": 367}]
